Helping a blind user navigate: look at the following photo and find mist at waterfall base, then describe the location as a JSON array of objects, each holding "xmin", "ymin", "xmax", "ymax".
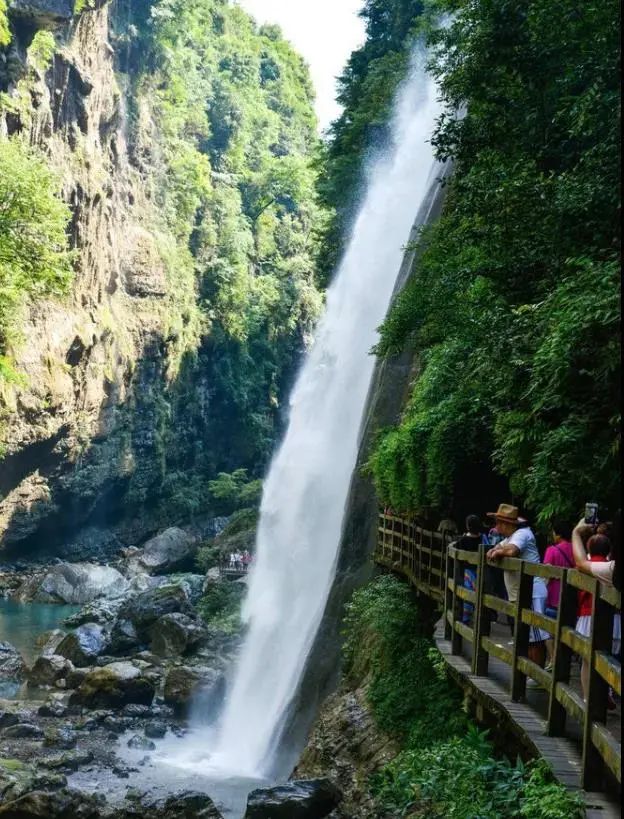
[{"xmin": 144, "ymin": 48, "xmax": 442, "ymax": 805}]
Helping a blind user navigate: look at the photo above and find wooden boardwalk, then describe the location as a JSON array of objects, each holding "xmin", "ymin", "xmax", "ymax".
[
  {"xmin": 374, "ymin": 513, "xmax": 621, "ymax": 816},
  {"xmin": 435, "ymin": 619, "xmax": 620, "ymax": 818}
]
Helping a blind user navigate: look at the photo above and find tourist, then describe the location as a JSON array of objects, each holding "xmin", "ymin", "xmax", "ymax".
[
  {"xmin": 438, "ymin": 511, "xmax": 459, "ymax": 538},
  {"xmin": 486, "ymin": 504, "xmax": 550, "ymax": 673},
  {"xmin": 542, "ymin": 520, "xmax": 575, "ymax": 669},
  {"xmin": 457, "ymin": 514, "xmax": 488, "ymax": 624},
  {"xmin": 572, "ymin": 520, "xmax": 621, "ymax": 704},
  {"xmin": 229, "ymin": 552, "xmax": 236, "ymax": 569}
]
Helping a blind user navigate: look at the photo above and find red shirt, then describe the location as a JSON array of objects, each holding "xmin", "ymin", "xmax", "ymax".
[{"xmin": 577, "ymin": 555, "xmax": 608, "ymax": 617}]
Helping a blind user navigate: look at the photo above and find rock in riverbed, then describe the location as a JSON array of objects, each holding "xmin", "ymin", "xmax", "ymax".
[
  {"xmin": 0, "ymin": 642, "xmax": 25, "ymax": 680},
  {"xmin": 33, "ymin": 562, "xmax": 129, "ymax": 604},
  {"xmin": 150, "ymin": 613, "xmax": 207, "ymax": 657},
  {"xmin": 56, "ymin": 623, "xmax": 109, "ymax": 666},
  {"xmin": 69, "ymin": 661, "xmax": 154, "ymax": 708},
  {"xmin": 244, "ymin": 779, "xmax": 342, "ymax": 819}
]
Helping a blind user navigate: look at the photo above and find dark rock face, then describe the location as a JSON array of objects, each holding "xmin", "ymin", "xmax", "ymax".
[
  {"xmin": 120, "ymin": 585, "xmax": 193, "ymax": 639},
  {"xmin": 244, "ymin": 779, "xmax": 342, "ymax": 819},
  {"xmin": 150, "ymin": 613, "xmax": 207, "ymax": 657},
  {"xmin": 8, "ymin": 1, "xmax": 74, "ymax": 29},
  {"xmin": 68, "ymin": 661, "xmax": 155, "ymax": 708},
  {"xmin": 0, "ymin": 642, "xmax": 25, "ymax": 680},
  {"xmin": 56, "ymin": 623, "xmax": 108, "ymax": 666}
]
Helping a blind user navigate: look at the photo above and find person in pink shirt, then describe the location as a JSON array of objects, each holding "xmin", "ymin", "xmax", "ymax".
[{"xmin": 542, "ymin": 520, "xmax": 574, "ymax": 669}]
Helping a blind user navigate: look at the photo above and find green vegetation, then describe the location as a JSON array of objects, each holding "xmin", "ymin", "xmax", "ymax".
[
  {"xmin": 0, "ymin": 138, "xmax": 72, "ymax": 382},
  {"xmin": 317, "ymin": 0, "xmax": 427, "ymax": 281},
  {"xmin": 0, "ymin": 1, "xmax": 10, "ymax": 47},
  {"xmin": 345, "ymin": 576, "xmax": 584, "ymax": 818},
  {"xmin": 197, "ymin": 578, "xmax": 245, "ymax": 634},
  {"xmin": 115, "ymin": 0, "xmax": 324, "ymax": 512},
  {"xmin": 323, "ymin": 0, "xmax": 622, "ymax": 523}
]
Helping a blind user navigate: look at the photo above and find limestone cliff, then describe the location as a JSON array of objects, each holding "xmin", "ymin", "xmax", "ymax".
[{"xmin": 0, "ymin": 0, "xmax": 321, "ymax": 556}]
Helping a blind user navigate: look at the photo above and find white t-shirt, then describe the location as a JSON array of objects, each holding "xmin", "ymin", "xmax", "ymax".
[{"xmin": 503, "ymin": 526, "xmax": 546, "ymax": 602}]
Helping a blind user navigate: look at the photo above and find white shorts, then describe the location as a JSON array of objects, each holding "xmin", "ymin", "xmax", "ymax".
[{"xmin": 576, "ymin": 613, "xmax": 621, "ymax": 656}]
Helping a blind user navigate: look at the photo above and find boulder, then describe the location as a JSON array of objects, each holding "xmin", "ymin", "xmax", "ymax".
[
  {"xmin": 0, "ymin": 642, "xmax": 25, "ymax": 679},
  {"xmin": 39, "ymin": 750, "xmax": 94, "ymax": 771},
  {"xmin": 127, "ymin": 734, "xmax": 156, "ymax": 751},
  {"xmin": 69, "ymin": 661, "xmax": 155, "ymax": 708},
  {"xmin": 150, "ymin": 613, "xmax": 207, "ymax": 657},
  {"xmin": 26, "ymin": 654, "xmax": 73, "ymax": 688},
  {"xmin": 108, "ymin": 617, "xmax": 140, "ymax": 655},
  {"xmin": 34, "ymin": 562, "xmax": 129, "ymax": 604},
  {"xmin": 133, "ymin": 528, "xmax": 197, "ymax": 575},
  {"xmin": 144, "ymin": 720, "xmax": 167, "ymax": 739},
  {"xmin": 63, "ymin": 597, "xmax": 124, "ymax": 627},
  {"xmin": 34, "ymin": 629, "xmax": 66, "ymax": 656},
  {"xmin": 244, "ymin": 780, "xmax": 342, "ymax": 819},
  {"xmin": 0, "ymin": 787, "xmax": 101, "ymax": 818},
  {"xmin": 163, "ymin": 665, "xmax": 221, "ymax": 715},
  {"xmin": 109, "ymin": 791, "xmax": 224, "ymax": 819},
  {"xmin": 120, "ymin": 584, "xmax": 193, "ymax": 639},
  {"xmin": 56, "ymin": 623, "xmax": 108, "ymax": 666},
  {"xmin": 43, "ymin": 726, "xmax": 77, "ymax": 749},
  {"xmin": 0, "ymin": 723, "xmax": 44, "ymax": 740},
  {"xmin": 0, "ymin": 710, "xmax": 20, "ymax": 729}
]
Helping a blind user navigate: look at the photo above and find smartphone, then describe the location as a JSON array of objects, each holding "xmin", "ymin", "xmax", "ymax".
[{"xmin": 584, "ymin": 502, "xmax": 599, "ymax": 525}]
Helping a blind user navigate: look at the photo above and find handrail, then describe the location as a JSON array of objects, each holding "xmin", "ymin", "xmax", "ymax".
[{"xmin": 374, "ymin": 511, "xmax": 622, "ymax": 793}]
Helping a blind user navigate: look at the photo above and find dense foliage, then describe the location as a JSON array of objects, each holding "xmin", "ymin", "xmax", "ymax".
[
  {"xmin": 347, "ymin": 0, "xmax": 622, "ymax": 524},
  {"xmin": 345, "ymin": 576, "xmax": 584, "ymax": 818},
  {"xmin": 0, "ymin": 138, "xmax": 72, "ymax": 383},
  {"xmin": 116, "ymin": 0, "xmax": 324, "ymax": 510},
  {"xmin": 316, "ymin": 0, "xmax": 428, "ymax": 281}
]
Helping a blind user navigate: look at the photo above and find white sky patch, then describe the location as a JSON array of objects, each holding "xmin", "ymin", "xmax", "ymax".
[{"xmin": 237, "ymin": 0, "xmax": 366, "ymax": 131}]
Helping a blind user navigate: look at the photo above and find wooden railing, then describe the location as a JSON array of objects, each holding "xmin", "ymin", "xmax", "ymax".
[{"xmin": 375, "ymin": 512, "xmax": 622, "ymax": 791}]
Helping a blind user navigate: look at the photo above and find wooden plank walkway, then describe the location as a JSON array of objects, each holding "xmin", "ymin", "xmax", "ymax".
[{"xmin": 434, "ymin": 618, "xmax": 620, "ymax": 818}]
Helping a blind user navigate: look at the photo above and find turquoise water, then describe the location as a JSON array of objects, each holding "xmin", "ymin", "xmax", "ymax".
[{"xmin": 0, "ymin": 598, "xmax": 79, "ymax": 665}]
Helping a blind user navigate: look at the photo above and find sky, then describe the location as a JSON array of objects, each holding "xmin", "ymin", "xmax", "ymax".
[{"xmin": 238, "ymin": 0, "xmax": 366, "ymax": 130}]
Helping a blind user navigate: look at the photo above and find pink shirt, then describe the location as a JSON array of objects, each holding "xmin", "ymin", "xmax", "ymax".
[{"xmin": 543, "ymin": 540, "xmax": 574, "ymax": 608}]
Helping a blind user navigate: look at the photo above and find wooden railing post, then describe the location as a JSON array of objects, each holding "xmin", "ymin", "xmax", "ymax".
[
  {"xmin": 444, "ymin": 546, "xmax": 453, "ymax": 642},
  {"xmin": 472, "ymin": 547, "xmax": 490, "ymax": 676},
  {"xmin": 511, "ymin": 562, "xmax": 532, "ymax": 701},
  {"xmin": 547, "ymin": 568, "xmax": 576, "ymax": 736},
  {"xmin": 582, "ymin": 579, "xmax": 612, "ymax": 791}
]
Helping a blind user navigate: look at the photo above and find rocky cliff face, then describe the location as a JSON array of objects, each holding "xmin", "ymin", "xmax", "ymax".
[{"xmin": 0, "ymin": 1, "xmax": 320, "ymax": 558}]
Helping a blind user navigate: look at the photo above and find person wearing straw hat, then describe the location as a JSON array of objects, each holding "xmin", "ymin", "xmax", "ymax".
[{"xmin": 486, "ymin": 504, "xmax": 550, "ymax": 678}]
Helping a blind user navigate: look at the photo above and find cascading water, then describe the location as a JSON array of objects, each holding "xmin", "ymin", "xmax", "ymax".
[
  {"xmin": 209, "ymin": 50, "xmax": 443, "ymax": 779},
  {"xmin": 161, "ymin": 49, "xmax": 443, "ymax": 789}
]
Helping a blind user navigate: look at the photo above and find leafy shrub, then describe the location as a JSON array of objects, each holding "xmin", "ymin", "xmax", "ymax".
[
  {"xmin": 0, "ymin": 138, "xmax": 72, "ymax": 379},
  {"xmin": 345, "ymin": 577, "xmax": 584, "ymax": 818},
  {"xmin": 197, "ymin": 580, "xmax": 245, "ymax": 635}
]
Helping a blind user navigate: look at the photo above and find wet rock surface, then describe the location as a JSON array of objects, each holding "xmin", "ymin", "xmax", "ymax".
[
  {"xmin": 244, "ymin": 779, "xmax": 342, "ymax": 819},
  {"xmin": 69, "ymin": 662, "xmax": 155, "ymax": 709},
  {"xmin": 0, "ymin": 644, "xmax": 25, "ymax": 681}
]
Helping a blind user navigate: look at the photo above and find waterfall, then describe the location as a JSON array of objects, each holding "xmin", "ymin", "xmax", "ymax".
[{"xmin": 169, "ymin": 48, "xmax": 443, "ymax": 782}]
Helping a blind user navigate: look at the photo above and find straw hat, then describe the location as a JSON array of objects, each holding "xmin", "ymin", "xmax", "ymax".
[{"xmin": 487, "ymin": 503, "xmax": 527, "ymax": 524}]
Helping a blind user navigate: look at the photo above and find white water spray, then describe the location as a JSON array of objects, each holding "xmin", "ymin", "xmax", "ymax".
[{"xmin": 175, "ymin": 51, "xmax": 443, "ymax": 781}]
